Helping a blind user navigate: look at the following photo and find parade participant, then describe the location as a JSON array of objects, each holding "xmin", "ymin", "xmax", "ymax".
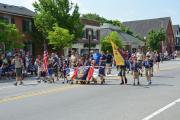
[
  {"xmin": 70, "ymin": 50, "xmax": 78, "ymax": 68},
  {"xmin": 62, "ymin": 62, "xmax": 70, "ymax": 84},
  {"xmin": 48, "ymin": 57, "xmax": 54, "ymax": 83},
  {"xmin": 146, "ymin": 47, "xmax": 154, "ymax": 77},
  {"xmin": 118, "ymin": 49, "xmax": 128, "ymax": 85},
  {"xmin": 106, "ymin": 50, "xmax": 113, "ymax": 75},
  {"xmin": 35, "ymin": 55, "xmax": 42, "ymax": 80},
  {"xmin": 92, "ymin": 50, "xmax": 101, "ymax": 65},
  {"xmin": 155, "ymin": 51, "xmax": 161, "ymax": 71},
  {"xmin": 131, "ymin": 58, "xmax": 140, "ymax": 86},
  {"xmin": 136, "ymin": 48, "xmax": 144, "ymax": 77},
  {"xmin": 13, "ymin": 54, "xmax": 24, "ymax": 86},
  {"xmin": 99, "ymin": 52, "xmax": 106, "ymax": 84},
  {"xmin": 143, "ymin": 55, "xmax": 153, "ymax": 85},
  {"xmin": 52, "ymin": 53, "xmax": 60, "ymax": 81}
]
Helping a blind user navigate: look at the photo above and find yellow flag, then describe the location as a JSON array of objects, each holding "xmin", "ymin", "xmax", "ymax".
[{"xmin": 110, "ymin": 40, "xmax": 125, "ymax": 66}]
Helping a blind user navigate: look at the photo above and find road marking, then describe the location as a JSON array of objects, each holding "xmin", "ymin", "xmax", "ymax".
[
  {"xmin": 0, "ymin": 85, "xmax": 82, "ymax": 104},
  {"xmin": 142, "ymin": 98, "xmax": 180, "ymax": 120}
]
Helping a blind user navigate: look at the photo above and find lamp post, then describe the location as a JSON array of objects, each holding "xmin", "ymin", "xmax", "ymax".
[{"xmin": 88, "ymin": 30, "xmax": 92, "ymax": 58}]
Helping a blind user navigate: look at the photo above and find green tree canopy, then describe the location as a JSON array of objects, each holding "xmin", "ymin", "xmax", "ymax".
[
  {"xmin": 0, "ymin": 20, "xmax": 22, "ymax": 51},
  {"xmin": 48, "ymin": 25, "xmax": 74, "ymax": 51},
  {"xmin": 81, "ymin": 13, "xmax": 108, "ymax": 24},
  {"xmin": 82, "ymin": 14, "xmax": 133, "ymax": 35},
  {"xmin": 33, "ymin": 0, "xmax": 83, "ymax": 40},
  {"xmin": 101, "ymin": 31, "xmax": 123, "ymax": 53},
  {"xmin": 146, "ymin": 28, "xmax": 166, "ymax": 51}
]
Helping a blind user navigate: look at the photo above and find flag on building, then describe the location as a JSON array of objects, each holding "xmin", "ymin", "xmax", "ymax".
[{"xmin": 110, "ymin": 39, "xmax": 125, "ymax": 66}]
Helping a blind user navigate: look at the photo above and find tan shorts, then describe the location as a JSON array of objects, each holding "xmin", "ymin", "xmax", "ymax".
[
  {"xmin": 145, "ymin": 68, "xmax": 151, "ymax": 77},
  {"xmin": 133, "ymin": 71, "xmax": 139, "ymax": 79}
]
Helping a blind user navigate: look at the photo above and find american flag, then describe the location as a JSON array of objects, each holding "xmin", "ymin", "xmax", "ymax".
[{"xmin": 43, "ymin": 50, "xmax": 48, "ymax": 72}]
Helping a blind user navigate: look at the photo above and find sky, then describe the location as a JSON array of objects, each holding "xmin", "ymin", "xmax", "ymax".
[{"xmin": 0, "ymin": 0, "xmax": 179, "ymax": 24}]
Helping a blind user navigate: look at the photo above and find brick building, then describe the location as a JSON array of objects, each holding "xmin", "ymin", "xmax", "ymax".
[
  {"xmin": 0, "ymin": 3, "xmax": 35, "ymax": 54},
  {"xmin": 65, "ymin": 18, "xmax": 101, "ymax": 56},
  {"xmin": 123, "ymin": 17, "xmax": 175, "ymax": 54},
  {"xmin": 173, "ymin": 25, "xmax": 180, "ymax": 51}
]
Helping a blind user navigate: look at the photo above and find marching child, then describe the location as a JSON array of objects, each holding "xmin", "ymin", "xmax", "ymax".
[
  {"xmin": 131, "ymin": 58, "xmax": 140, "ymax": 86},
  {"xmin": 143, "ymin": 55, "xmax": 153, "ymax": 85}
]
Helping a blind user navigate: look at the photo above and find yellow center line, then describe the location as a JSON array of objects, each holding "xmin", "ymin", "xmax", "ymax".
[{"xmin": 0, "ymin": 85, "xmax": 82, "ymax": 104}]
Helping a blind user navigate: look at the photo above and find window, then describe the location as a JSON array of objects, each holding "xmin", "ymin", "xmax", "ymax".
[
  {"xmin": 82, "ymin": 30, "xmax": 86, "ymax": 38},
  {"xmin": 177, "ymin": 31, "xmax": 179, "ymax": 36},
  {"xmin": 85, "ymin": 29, "xmax": 93, "ymax": 40},
  {"xmin": 0, "ymin": 16, "xmax": 3, "ymax": 21},
  {"xmin": 178, "ymin": 38, "xmax": 180, "ymax": 45},
  {"xmin": 22, "ymin": 19, "xmax": 32, "ymax": 33},
  {"xmin": 93, "ymin": 30, "xmax": 97, "ymax": 40},
  {"xmin": 3, "ymin": 16, "xmax": 11, "ymax": 23},
  {"xmin": 96, "ymin": 30, "xmax": 100, "ymax": 40},
  {"xmin": 11, "ymin": 18, "xmax": 15, "ymax": 24}
]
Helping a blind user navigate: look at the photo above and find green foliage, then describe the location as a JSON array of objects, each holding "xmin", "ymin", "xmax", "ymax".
[
  {"xmin": 48, "ymin": 25, "xmax": 74, "ymax": 50},
  {"xmin": 0, "ymin": 20, "xmax": 22, "ymax": 51},
  {"xmin": 146, "ymin": 28, "xmax": 166, "ymax": 51},
  {"xmin": 81, "ymin": 15, "xmax": 134, "ymax": 35},
  {"xmin": 101, "ymin": 31, "xmax": 123, "ymax": 53},
  {"xmin": 33, "ymin": 0, "xmax": 83, "ymax": 40},
  {"xmin": 81, "ymin": 13, "xmax": 108, "ymax": 24}
]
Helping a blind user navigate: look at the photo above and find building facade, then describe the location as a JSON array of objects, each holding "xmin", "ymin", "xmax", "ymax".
[
  {"xmin": 173, "ymin": 25, "xmax": 180, "ymax": 50},
  {"xmin": 123, "ymin": 17, "xmax": 175, "ymax": 54},
  {"xmin": 100, "ymin": 23, "xmax": 144, "ymax": 53},
  {"xmin": 65, "ymin": 19, "xmax": 101, "ymax": 56},
  {"xmin": 0, "ymin": 3, "xmax": 35, "ymax": 54}
]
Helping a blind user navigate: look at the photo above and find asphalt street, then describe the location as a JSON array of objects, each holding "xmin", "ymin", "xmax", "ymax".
[{"xmin": 0, "ymin": 59, "xmax": 180, "ymax": 120}]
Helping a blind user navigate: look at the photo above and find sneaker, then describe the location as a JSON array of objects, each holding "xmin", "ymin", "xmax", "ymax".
[
  {"xmin": 120, "ymin": 82, "xmax": 124, "ymax": 85},
  {"xmin": 137, "ymin": 82, "xmax": 140, "ymax": 85},
  {"xmin": 125, "ymin": 78, "xmax": 128, "ymax": 84},
  {"xmin": 149, "ymin": 81, "xmax": 152, "ymax": 85},
  {"xmin": 19, "ymin": 81, "xmax": 23, "ymax": 85},
  {"xmin": 14, "ymin": 82, "xmax": 18, "ymax": 86}
]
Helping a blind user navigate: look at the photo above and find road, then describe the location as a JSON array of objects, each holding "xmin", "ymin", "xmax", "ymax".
[{"xmin": 0, "ymin": 59, "xmax": 180, "ymax": 120}]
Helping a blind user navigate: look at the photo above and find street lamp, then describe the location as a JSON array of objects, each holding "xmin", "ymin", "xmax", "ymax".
[{"xmin": 88, "ymin": 30, "xmax": 92, "ymax": 58}]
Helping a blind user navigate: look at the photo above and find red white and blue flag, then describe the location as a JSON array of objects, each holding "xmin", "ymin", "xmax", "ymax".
[{"xmin": 43, "ymin": 50, "xmax": 48, "ymax": 72}]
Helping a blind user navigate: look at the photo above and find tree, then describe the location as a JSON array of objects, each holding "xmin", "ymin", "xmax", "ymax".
[
  {"xmin": 48, "ymin": 25, "xmax": 74, "ymax": 51},
  {"xmin": 0, "ymin": 20, "xmax": 22, "ymax": 51},
  {"xmin": 101, "ymin": 31, "xmax": 123, "ymax": 53},
  {"xmin": 33, "ymin": 0, "xmax": 83, "ymax": 40},
  {"xmin": 81, "ymin": 13, "xmax": 108, "ymax": 24},
  {"xmin": 146, "ymin": 28, "xmax": 166, "ymax": 51},
  {"xmin": 82, "ymin": 14, "xmax": 134, "ymax": 35}
]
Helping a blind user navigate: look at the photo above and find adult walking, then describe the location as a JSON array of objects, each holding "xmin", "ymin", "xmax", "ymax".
[
  {"xmin": 106, "ymin": 50, "xmax": 113, "ymax": 75},
  {"xmin": 13, "ymin": 54, "xmax": 24, "ymax": 86},
  {"xmin": 136, "ymin": 48, "xmax": 144, "ymax": 77},
  {"xmin": 146, "ymin": 47, "xmax": 154, "ymax": 77},
  {"xmin": 155, "ymin": 51, "xmax": 161, "ymax": 71}
]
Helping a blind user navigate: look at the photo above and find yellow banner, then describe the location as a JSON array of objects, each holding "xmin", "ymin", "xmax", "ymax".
[{"xmin": 110, "ymin": 40, "xmax": 125, "ymax": 66}]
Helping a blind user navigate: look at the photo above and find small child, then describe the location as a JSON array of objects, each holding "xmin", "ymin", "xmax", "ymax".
[
  {"xmin": 143, "ymin": 55, "xmax": 153, "ymax": 85},
  {"xmin": 131, "ymin": 58, "xmax": 140, "ymax": 86},
  {"xmin": 48, "ymin": 61, "xmax": 54, "ymax": 83},
  {"xmin": 62, "ymin": 62, "xmax": 70, "ymax": 84}
]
